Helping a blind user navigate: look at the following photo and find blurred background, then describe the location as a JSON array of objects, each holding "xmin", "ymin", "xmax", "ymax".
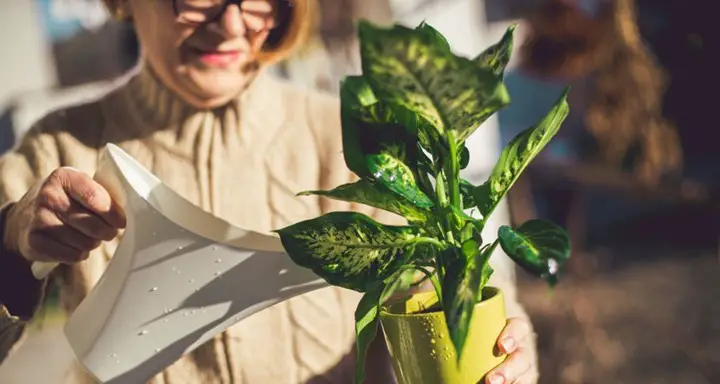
[{"xmin": 0, "ymin": 0, "xmax": 718, "ymax": 383}]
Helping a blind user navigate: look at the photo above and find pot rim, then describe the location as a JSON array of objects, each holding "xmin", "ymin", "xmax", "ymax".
[{"xmin": 380, "ymin": 286, "xmax": 503, "ymax": 318}]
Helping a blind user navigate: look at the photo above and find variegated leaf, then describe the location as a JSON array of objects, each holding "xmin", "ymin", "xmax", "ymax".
[
  {"xmin": 299, "ymin": 179, "xmax": 431, "ymax": 223},
  {"xmin": 275, "ymin": 212, "xmax": 440, "ymax": 292},
  {"xmin": 354, "ymin": 287, "xmax": 383, "ymax": 384},
  {"xmin": 472, "ymin": 89, "xmax": 570, "ymax": 217},
  {"xmin": 442, "ymin": 233, "xmax": 496, "ymax": 362},
  {"xmin": 357, "ymin": 21, "xmax": 511, "ymax": 145},
  {"xmin": 498, "ymin": 219, "xmax": 570, "ymax": 286},
  {"xmin": 474, "ymin": 24, "xmax": 516, "ymax": 78},
  {"xmin": 340, "ymin": 76, "xmax": 434, "ymax": 209}
]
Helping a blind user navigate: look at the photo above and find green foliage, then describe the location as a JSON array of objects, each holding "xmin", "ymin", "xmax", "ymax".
[{"xmin": 274, "ymin": 21, "xmax": 571, "ymax": 382}]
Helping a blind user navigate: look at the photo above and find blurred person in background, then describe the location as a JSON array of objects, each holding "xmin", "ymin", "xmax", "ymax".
[{"xmin": 0, "ymin": 1, "xmax": 537, "ymax": 383}]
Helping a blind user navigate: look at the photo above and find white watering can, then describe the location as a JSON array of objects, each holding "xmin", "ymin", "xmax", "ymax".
[{"xmin": 30, "ymin": 144, "xmax": 329, "ymax": 383}]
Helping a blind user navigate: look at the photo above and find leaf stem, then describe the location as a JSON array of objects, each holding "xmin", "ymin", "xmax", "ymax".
[
  {"xmin": 414, "ymin": 266, "xmax": 443, "ymax": 308},
  {"xmin": 445, "ymin": 132, "xmax": 461, "ymax": 211}
]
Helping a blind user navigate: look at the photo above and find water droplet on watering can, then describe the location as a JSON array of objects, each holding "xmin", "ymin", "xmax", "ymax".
[
  {"xmin": 212, "ymin": 246, "xmax": 218, "ymax": 251},
  {"xmin": 155, "ymin": 348, "xmax": 161, "ymax": 353},
  {"xmin": 215, "ymin": 258, "xmax": 222, "ymax": 264},
  {"xmin": 188, "ymin": 278, "xmax": 195, "ymax": 283},
  {"xmin": 177, "ymin": 246, "xmax": 184, "ymax": 251},
  {"xmin": 138, "ymin": 330, "xmax": 148, "ymax": 336},
  {"xmin": 149, "ymin": 287, "xmax": 158, "ymax": 292},
  {"xmin": 430, "ymin": 339, "xmax": 436, "ymax": 344},
  {"xmin": 163, "ymin": 319, "xmax": 169, "ymax": 323},
  {"xmin": 191, "ymin": 310, "xmax": 196, "ymax": 314}
]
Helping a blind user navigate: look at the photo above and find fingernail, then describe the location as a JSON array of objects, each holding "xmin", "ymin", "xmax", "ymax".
[
  {"xmin": 488, "ymin": 372, "xmax": 505, "ymax": 384},
  {"xmin": 501, "ymin": 336, "xmax": 516, "ymax": 352}
]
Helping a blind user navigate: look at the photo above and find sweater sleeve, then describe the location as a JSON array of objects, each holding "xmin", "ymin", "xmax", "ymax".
[{"xmin": 0, "ymin": 116, "xmax": 64, "ymax": 318}]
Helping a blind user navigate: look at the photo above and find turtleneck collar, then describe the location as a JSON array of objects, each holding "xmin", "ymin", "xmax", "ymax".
[{"xmin": 117, "ymin": 61, "xmax": 287, "ymax": 142}]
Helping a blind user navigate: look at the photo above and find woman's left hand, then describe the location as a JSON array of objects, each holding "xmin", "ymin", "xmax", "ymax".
[{"xmin": 485, "ymin": 317, "xmax": 537, "ymax": 384}]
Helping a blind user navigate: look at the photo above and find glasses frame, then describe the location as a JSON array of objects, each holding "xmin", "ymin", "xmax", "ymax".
[{"xmin": 172, "ymin": 0, "xmax": 291, "ymax": 28}]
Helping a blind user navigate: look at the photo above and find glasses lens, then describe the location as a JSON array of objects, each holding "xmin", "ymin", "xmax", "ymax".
[{"xmin": 175, "ymin": 0, "xmax": 225, "ymax": 24}]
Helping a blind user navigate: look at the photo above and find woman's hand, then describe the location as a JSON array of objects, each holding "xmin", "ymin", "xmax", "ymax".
[
  {"xmin": 5, "ymin": 167, "xmax": 126, "ymax": 264},
  {"xmin": 486, "ymin": 317, "xmax": 537, "ymax": 384}
]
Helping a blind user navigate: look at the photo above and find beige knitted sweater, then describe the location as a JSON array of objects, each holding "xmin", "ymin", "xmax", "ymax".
[{"xmin": 0, "ymin": 64, "xmax": 533, "ymax": 383}]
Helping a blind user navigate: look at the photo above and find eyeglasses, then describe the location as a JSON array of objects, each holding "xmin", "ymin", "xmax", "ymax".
[{"xmin": 172, "ymin": 0, "xmax": 289, "ymax": 28}]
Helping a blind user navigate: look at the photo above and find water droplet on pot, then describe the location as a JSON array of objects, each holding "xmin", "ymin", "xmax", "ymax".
[
  {"xmin": 138, "ymin": 330, "xmax": 148, "ymax": 336},
  {"xmin": 191, "ymin": 310, "xmax": 196, "ymax": 315},
  {"xmin": 214, "ymin": 271, "xmax": 222, "ymax": 278},
  {"xmin": 177, "ymin": 246, "xmax": 184, "ymax": 251},
  {"xmin": 163, "ymin": 319, "xmax": 169, "ymax": 323},
  {"xmin": 212, "ymin": 246, "xmax": 218, "ymax": 251},
  {"xmin": 155, "ymin": 348, "xmax": 160, "ymax": 353},
  {"xmin": 116, "ymin": 360, "xmax": 121, "ymax": 364},
  {"xmin": 279, "ymin": 268, "xmax": 288, "ymax": 275},
  {"xmin": 188, "ymin": 278, "xmax": 195, "ymax": 283},
  {"xmin": 215, "ymin": 258, "xmax": 222, "ymax": 264},
  {"xmin": 149, "ymin": 287, "xmax": 158, "ymax": 292}
]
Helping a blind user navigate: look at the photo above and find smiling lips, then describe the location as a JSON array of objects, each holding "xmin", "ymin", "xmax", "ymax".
[{"xmin": 192, "ymin": 48, "xmax": 244, "ymax": 67}]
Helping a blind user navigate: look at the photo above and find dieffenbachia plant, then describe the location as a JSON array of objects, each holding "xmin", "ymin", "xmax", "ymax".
[{"xmin": 275, "ymin": 21, "xmax": 571, "ymax": 383}]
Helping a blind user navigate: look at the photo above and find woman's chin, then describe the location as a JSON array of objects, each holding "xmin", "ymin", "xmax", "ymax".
[{"xmin": 184, "ymin": 69, "xmax": 251, "ymax": 107}]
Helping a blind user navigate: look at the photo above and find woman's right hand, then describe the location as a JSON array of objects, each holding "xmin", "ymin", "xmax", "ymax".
[{"xmin": 5, "ymin": 167, "xmax": 126, "ymax": 264}]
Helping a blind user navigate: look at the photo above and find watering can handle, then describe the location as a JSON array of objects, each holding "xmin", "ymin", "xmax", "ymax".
[{"xmin": 31, "ymin": 261, "xmax": 59, "ymax": 280}]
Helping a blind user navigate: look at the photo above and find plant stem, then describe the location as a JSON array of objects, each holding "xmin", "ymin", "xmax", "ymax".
[
  {"xmin": 445, "ymin": 132, "xmax": 461, "ymax": 211},
  {"xmin": 413, "ymin": 266, "xmax": 443, "ymax": 305}
]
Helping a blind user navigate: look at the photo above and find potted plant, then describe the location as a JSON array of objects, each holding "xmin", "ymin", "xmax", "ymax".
[{"xmin": 275, "ymin": 20, "xmax": 571, "ymax": 384}]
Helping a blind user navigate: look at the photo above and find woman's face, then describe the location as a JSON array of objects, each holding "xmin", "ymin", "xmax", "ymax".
[{"xmin": 127, "ymin": 0, "xmax": 279, "ymax": 108}]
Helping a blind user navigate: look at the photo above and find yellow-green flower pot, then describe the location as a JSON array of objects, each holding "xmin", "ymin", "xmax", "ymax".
[{"xmin": 379, "ymin": 287, "xmax": 507, "ymax": 384}]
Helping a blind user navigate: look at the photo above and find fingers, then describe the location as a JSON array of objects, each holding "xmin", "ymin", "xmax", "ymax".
[
  {"xmin": 49, "ymin": 167, "xmax": 126, "ymax": 229},
  {"xmin": 485, "ymin": 345, "xmax": 533, "ymax": 384},
  {"xmin": 26, "ymin": 229, "xmax": 92, "ymax": 264},
  {"xmin": 498, "ymin": 317, "xmax": 532, "ymax": 354},
  {"xmin": 486, "ymin": 318, "xmax": 535, "ymax": 384},
  {"xmin": 16, "ymin": 167, "xmax": 124, "ymax": 263}
]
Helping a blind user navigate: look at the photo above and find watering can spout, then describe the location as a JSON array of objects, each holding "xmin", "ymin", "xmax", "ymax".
[{"xmin": 32, "ymin": 144, "xmax": 328, "ymax": 383}]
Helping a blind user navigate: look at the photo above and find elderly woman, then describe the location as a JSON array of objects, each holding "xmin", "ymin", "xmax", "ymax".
[{"xmin": 0, "ymin": 0, "xmax": 537, "ymax": 383}]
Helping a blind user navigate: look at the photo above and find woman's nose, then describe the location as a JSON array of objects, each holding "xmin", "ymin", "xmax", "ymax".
[{"xmin": 213, "ymin": 3, "xmax": 246, "ymax": 37}]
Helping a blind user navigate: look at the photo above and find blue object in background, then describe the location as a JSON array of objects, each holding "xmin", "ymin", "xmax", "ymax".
[{"xmin": 36, "ymin": 0, "xmax": 108, "ymax": 43}]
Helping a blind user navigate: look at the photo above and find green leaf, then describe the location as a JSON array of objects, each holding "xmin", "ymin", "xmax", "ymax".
[
  {"xmin": 498, "ymin": 219, "xmax": 571, "ymax": 286},
  {"xmin": 442, "ymin": 236, "xmax": 496, "ymax": 362},
  {"xmin": 472, "ymin": 88, "xmax": 570, "ymax": 217},
  {"xmin": 274, "ymin": 212, "xmax": 441, "ymax": 292},
  {"xmin": 340, "ymin": 77, "xmax": 434, "ymax": 209},
  {"xmin": 299, "ymin": 179, "xmax": 431, "ymax": 224},
  {"xmin": 459, "ymin": 144, "xmax": 470, "ymax": 170},
  {"xmin": 459, "ymin": 179, "xmax": 477, "ymax": 209},
  {"xmin": 354, "ymin": 287, "xmax": 383, "ymax": 384},
  {"xmin": 474, "ymin": 24, "xmax": 516, "ymax": 78},
  {"xmin": 357, "ymin": 21, "xmax": 511, "ymax": 145}
]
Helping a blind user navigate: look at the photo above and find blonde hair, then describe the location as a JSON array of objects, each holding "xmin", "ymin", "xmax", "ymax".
[{"xmin": 102, "ymin": 0, "xmax": 316, "ymax": 64}]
